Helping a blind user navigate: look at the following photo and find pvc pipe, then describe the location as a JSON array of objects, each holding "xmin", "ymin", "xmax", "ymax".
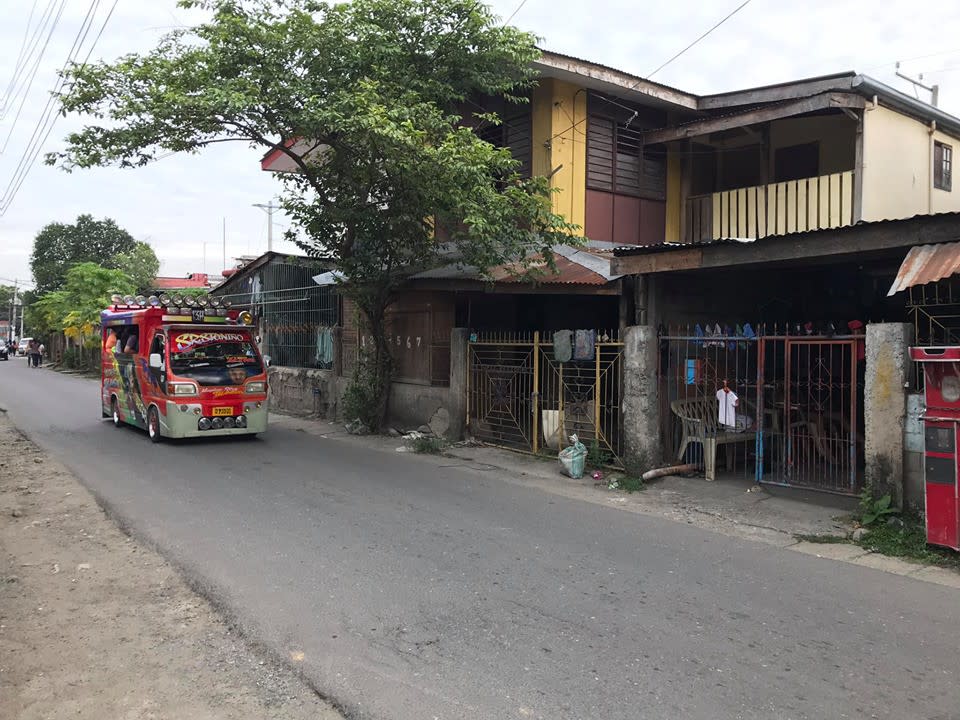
[{"xmin": 641, "ymin": 463, "xmax": 698, "ymax": 481}]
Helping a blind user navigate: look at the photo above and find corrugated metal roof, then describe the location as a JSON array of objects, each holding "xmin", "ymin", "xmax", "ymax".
[
  {"xmin": 888, "ymin": 242, "xmax": 960, "ymax": 296},
  {"xmin": 614, "ymin": 212, "xmax": 960, "ymax": 258},
  {"xmin": 412, "ymin": 245, "xmax": 616, "ymax": 286}
]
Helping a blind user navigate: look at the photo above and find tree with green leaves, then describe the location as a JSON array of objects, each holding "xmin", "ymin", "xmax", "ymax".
[
  {"xmin": 118, "ymin": 241, "xmax": 162, "ymax": 294},
  {"xmin": 30, "ymin": 214, "xmax": 137, "ymax": 294},
  {"xmin": 29, "ymin": 263, "xmax": 135, "ymax": 347},
  {"xmin": 48, "ymin": 0, "xmax": 578, "ymax": 428}
]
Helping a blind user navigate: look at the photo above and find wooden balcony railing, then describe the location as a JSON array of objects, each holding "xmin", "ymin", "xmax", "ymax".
[{"xmin": 685, "ymin": 170, "xmax": 855, "ymax": 243}]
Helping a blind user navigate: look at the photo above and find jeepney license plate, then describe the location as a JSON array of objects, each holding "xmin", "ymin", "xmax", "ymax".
[{"xmin": 212, "ymin": 407, "xmax": 234, "ymax": 417}]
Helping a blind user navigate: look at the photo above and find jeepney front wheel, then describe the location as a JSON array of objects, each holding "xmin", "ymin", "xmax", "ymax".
[
  {"xmin": 111, "ymin": 397, "xmax": 121, "ymax": 428},
  {"xmin": 147, "ymin": 406, "xmax": 162, "ymax": 444}
]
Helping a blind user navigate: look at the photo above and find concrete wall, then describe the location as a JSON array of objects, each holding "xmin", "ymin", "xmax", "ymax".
[
  {"xmin": 903, "ymin": 392, "xmax": 925, "ymax": 511},
  {"xmin": 862, "ymin": 106, "xmax": 960, "ymax": 221},
  {"xmin": 864, "ymin": 322, "xmax": 913, "ymax": 506},
  {"xmin": 622, "ymin": 325, "xmax": 661, "ymax": 470},
  {"xmin": 267, "ymin": 327, "xmax": 469, "ymax": 441},
  {"xmin": 268, "ymin": 366, "xmax": 347, "ymax": 419}
]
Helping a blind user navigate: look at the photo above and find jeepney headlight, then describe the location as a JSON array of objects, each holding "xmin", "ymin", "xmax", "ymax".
[
  {"xmin": 245, "ymin": 382, "xmax": 266, "ymax": 394},
  {"xmin": 211, "ymin": 417, "xmax": 223, "ymax": 430},
  {"xmin": 123, "ymin": 295, "xmax": 136, "ymax": 306},
  {"xmin": 239, "ymin": 311, "xmax": 253, "ymax": 325},
  {"xmin": 223, "ymin": 417, "xmax": 236, "ymax": 429},
  {"xmin": 179, "ymin": 405, "xmax": 188, "ymax": 413},
  {"xmin": 169, "ymin": 382, "xmax": 199, "ymax": 396},
  {"xmin": 135, "ymin": 295, "xmax": 147, "ymax": 307},
  {"xmin": 184, "ymin": 296, "xmax": 197, "ymax": 307},
  {"xmin": 159, "ymin": 294, "xmax": 171, "ymax": 306},
  {"xmin": 198, "ymin": 417, "xmax": 211, "ymax": 431},
  {"xmin": 221, "ymin": 299, "xmax": 232, "ymax": 309},
  {"xmin": 197, "ymin": 295, "xmax": 209, "ymax": 307},
  {"xmin": 111, "ymin": 294, "xmax": 123, "ymax": 304},
  {"xmin": 171, "ymin": 294, "xmax": 184, "ymax": 306},
  {"xmin": 235, "ymin": 415, "xmax": 247, "ymax": 428},
  {"xmin": 209, "ymin": 297, "xmax": 221, "ymax": 308},
  {"xmin": 148, "ymin": 295, "xmax": 161, "ymax": 307}
]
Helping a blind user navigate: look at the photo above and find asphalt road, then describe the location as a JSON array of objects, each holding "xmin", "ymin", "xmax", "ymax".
[{"xmin": 1, "ymin": 357, "xmax": 957, "ymax": 720}]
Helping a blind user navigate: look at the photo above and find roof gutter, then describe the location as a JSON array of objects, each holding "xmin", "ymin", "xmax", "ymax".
[{"xmin": 853, "ymin": 75, "xmax": 960, "ymax": 138}]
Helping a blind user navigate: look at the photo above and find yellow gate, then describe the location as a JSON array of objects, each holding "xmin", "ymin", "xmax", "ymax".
[{"xmin": 466, "ymin": 331, "xmax": 624, "ymax": 465}]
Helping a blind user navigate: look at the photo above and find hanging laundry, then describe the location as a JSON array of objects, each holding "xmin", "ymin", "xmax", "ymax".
[
  {"xmin": 723, "ymin": 324, "xmax": 735, "ymax": 351},
  {"xmin": 573, "ymin": 329, "xmax": 596, "ymax": 361},
  {"xmin": 742, "ymin": 323, "xmax": 756, "ymax": 340},
  {"xmin": 553, "ymin": 330, "xmax": 573, "ymax": 362},
  {"xmin": 716, "ymin": 381, "xmax": 738, "ymax": 428},
  {"xmin": 847, "ymin": 320, "xmax": 866, "ymax": 362},
  {"xmin": 316, "ymin": 327, "xmax": 334, "ymax": 368},
  {"xmin": 694, "ymin": 324, "xmax": 704, "ymax": 346},
  {"xmin": 712, "ymin": 323, "xmax": 724, "ymax": 348}
]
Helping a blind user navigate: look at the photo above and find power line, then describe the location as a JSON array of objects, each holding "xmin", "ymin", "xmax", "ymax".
[
  {"xmin": 646, "ymin": 0, "xmax": 754, "ymax": 79},
  {"xmin": 0, "ymin": 0, "xmax": 119, "ymax": 216},
  {"xmin": 1, "ymin": 0, "xmax": 68, "ymax": 154},
  {"xmin": 504, "ymin": 0, "xmax": 530, "ymax": 25},
  {"xmin": 1, "ymin": 0, "xmax": 61, "ymax": 117},
  {"xmin": 2, "ymin": 0, "xmax": 43, "ymax": 106}
]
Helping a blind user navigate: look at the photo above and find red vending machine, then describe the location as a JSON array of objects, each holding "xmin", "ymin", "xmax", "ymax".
[{"xmin": 911, "ymin": 346, "xmax": 960, "ymax": 550}]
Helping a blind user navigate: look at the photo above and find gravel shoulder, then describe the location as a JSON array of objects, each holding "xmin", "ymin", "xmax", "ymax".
[{"xmin": 0, "ymin": 410, "xmax": 344, "ymax": 720}]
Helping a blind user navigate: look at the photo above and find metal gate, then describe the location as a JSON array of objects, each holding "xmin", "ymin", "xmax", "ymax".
[
  {"xmin": 761, "ymin": 337, "xmax": 862, "ymax": 494},
  {"xmin": 660, "ymin": 326, "xmax": 863, "ymax": 494},
  {"xmin": 467, "ymin": 331, "xmax": 624, "ymax": 465}
]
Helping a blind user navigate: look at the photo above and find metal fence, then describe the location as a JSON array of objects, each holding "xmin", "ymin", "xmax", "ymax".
[
  {"xmin": 467, "ymin": 330, "xmax": 624, "ymax": 465},
  {"xmin": 215, "ymin": 261, "xmax": 338, "ymax": 369},
  {"xmin": 660, "ymin": 325, "xmax": 864, "ymax": 494}
]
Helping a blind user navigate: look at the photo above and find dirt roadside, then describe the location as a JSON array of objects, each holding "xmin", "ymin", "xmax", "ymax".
[{"xmin": 0, "ymin": 410, "xmax": 344, "ymax": 720}]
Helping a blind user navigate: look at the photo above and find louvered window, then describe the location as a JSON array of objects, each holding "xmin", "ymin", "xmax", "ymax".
[
  {"xmin": 476, "ymin": 113, "xmax": 532, "ymax": 177},
  {"xmin": 587, "ymin": 114, "xmax": 665, "ymax": 199}
]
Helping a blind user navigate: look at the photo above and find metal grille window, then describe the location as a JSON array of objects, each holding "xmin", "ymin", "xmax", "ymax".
[
  {"xmin": 215, "ymin": 261, "xmax": 339, "ymax": 369},
  {"xmin": 935, "ymin": 141, "xmax": 953, "ymax": 191},
  {"xmin": 587, "ymin": 115, "xmax": 665, "ymax": 199}
]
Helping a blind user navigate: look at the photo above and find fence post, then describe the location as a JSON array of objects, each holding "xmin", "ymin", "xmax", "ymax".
[
  {"xmin": 622, "ymin": 325, "xmax": 661, "ymax": 471},
  {"xmin": 532, "ymin": 331, "xmax": 540, "ymax": 456},
  {"xmin": 448, "ymin": 328, "xmax": 469, "ymax": 442}
]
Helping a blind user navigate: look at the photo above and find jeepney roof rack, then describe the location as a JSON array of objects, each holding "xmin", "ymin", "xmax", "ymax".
[{"xmin": 105, "ymin": 293, "xmax": 253, "ymax": 325}]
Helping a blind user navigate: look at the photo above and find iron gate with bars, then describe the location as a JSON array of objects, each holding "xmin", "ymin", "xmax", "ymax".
[
  {"xmin": 660, "ymin": 326, "xmax": 864, "ymax": 494},
  {"xmin": 466, "ymin": 331, "xmax": 624, "ymax": 465}
]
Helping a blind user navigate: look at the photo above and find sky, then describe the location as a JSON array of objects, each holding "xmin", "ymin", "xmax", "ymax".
[{"xmin": 1, "ymin": 0, "xmax": 959, "ymax": 290}]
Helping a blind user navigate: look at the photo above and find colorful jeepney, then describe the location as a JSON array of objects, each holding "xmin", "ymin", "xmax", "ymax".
[{"xmin": 101, "ymin": 293, "xmax": 268, "ymax": 441}]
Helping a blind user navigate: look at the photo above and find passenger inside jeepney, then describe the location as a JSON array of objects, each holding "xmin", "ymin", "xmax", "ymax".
[
  {"xmin": 123, "ymin": 330, "xmax": 139, "ymax": 354},
  {"xmin": 227, "ymin": 364, "xmax": 249, "ymax": 385},
  {"xmin": 104, "ymin": 329, "xmax": 118, "ymax": 353}
]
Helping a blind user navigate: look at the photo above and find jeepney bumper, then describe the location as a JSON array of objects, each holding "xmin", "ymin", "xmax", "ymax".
[{"xmin": 161, "ymin": 400, "xmax": 269, "ymax": 439}]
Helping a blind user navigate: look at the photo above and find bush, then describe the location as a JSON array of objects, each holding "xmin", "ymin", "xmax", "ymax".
[{"xmin": 341, "ymin": 357, "xmax": 388, "ymax": 432}]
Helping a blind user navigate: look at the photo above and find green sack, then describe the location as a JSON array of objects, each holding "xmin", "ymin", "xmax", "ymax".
[{"xmin": 558, "ymin": 434, "xmax": 587, "ymax": 479}]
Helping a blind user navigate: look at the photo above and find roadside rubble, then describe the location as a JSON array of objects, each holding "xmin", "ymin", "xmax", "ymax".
[{"xmin": 0, "ymin": 413, "xmax": 343, "ymax": 720}]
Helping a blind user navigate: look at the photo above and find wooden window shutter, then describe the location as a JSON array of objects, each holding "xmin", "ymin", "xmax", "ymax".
[{"xmin": 587, "ymin": 116, "xmax": 615, "ymax": 191}]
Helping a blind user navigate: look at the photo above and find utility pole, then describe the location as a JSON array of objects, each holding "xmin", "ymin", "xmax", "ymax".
[
  {"xmin": 896, "ymin": 62, "xmax": 940, "ymax": 107},
  {"xmin": 252, "ymin": 201, "xmax": 279, "ymax": 252},
  {"xmin": 222, "ymin": 217, "xmax": 227, "ymax": 272},
  {"xmin": 8, "ymin": 280, "xmax": 15, "ymax": 343}
]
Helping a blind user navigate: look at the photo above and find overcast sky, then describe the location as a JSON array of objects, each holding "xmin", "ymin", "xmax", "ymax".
[{"xmin": 1, "ymin": 0, "xmax": 959, "ymax": 290}]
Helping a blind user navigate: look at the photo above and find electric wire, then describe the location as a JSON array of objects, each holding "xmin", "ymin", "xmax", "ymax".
[
  {"xmin": 1, "ymin": 0, "xmax": 60, "ymax": 117},
  {"xmin": 0, "ymin": 0, "xmax": 119, "ymax": 216},
  {"xmin": 1, "ymin": 0, "xmax": 69, "ymax": 154},
  {"xmin": 1, "ymin": 0, "xmax": 43, "ymax": 107}
]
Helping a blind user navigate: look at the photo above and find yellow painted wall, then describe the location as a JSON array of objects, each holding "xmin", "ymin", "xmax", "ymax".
[
  {"xmin": 530, "ymin": 78, "xmax": 586, "ymax": 235},
  {"xmin": 862, "ymin": 105, "xmax": 960, "ymax": 221},
  {"xmin": 664, "ymin": 150, "xmax": 682, "ymax": 242}
]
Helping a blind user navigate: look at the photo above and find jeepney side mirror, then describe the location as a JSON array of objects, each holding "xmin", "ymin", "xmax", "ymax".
[
  {"xmin": 149, "ymin": 353, "xmax": 163, "ymax": 370},
  {"xmin": 263, "ymin": 354, "xmax": 271, "ymax": 367}
]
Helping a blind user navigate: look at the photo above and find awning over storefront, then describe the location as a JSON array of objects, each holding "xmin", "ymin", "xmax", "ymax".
[{"xmin": 888, "ymin": 242, "xmax": 960, "ymax": 296}]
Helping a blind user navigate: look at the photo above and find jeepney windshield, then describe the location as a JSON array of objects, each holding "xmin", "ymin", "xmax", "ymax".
[{"xmin": 168, "ymin": 330, "xmax": 263, "ymax": 386}]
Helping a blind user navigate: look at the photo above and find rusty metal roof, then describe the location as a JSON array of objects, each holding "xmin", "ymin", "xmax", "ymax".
[
  {"xmin": 412, "ymin": 245, "xmax": 617, "ymax": 286},
  {"xmin": 888, "ymin": 241, "xmax": 960, "ymax": 296}
]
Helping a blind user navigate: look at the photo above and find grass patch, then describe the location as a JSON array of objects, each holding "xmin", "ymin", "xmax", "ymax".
[
  {"xmin": 409, "ymin": 435, "xmax": 447, "ymax": 455},
  {"xmin": 618, "ymin": 475, "xmax": 645, "ymax": 493},
  {"xmin": 856, "ymin": 517, "xmax": 960, "ymax": 569},
  {"xmin": 794, "ymin": 533, "xmax": 848, "ymax": 544}
]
